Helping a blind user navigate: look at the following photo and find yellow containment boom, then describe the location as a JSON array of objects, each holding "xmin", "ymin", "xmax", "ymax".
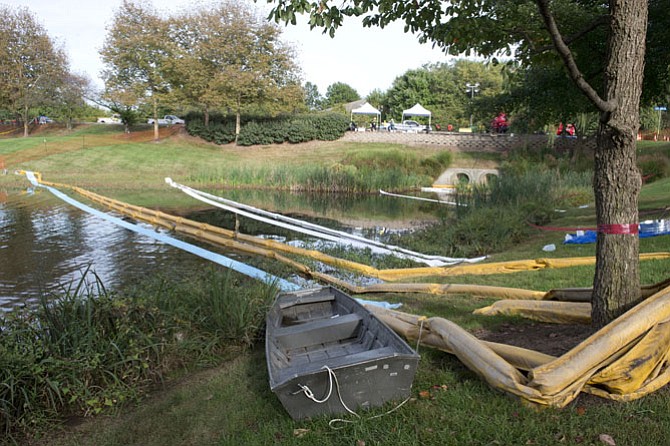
[
  {"xmin": 472, "ymin": 278, "xmax": 670, "ymax": 324},
  {"xmin": 28, "ymin": 175, "xmax": 670, "ymax": 285},
  {"xmin": 474, "ymin": 300, "xmax": 592, "ymax": 324},
  {"xmin": 21, "ymin": 173, "xmax": 670, "ymax": 406},
  {"xmin": 368, "ymin": 280, "xmax": 670, "ymax": 407}
]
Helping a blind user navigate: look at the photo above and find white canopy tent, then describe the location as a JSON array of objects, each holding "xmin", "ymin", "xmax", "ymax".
[
  {"xmin": 402, "ymin": 103, "xmax": 432, "ymax": 128},
  {"xmin": 350, "ymin": 102, "xmax": 381, "ymax": 129}
]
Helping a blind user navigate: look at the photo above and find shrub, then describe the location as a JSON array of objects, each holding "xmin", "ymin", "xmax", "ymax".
[
  {"xmin": 287, "ymin": 120, "xmax": 316, "ymax": 143},
  {"xmin": 398, "ymin": 163, "xmax": 591, "ymax": 257},
  {"xmin": 237, "ymin": 121, "xmax": 275, "ymax": 146},
  {"xmin": 433, "ymin": 150, "xmax": 453, "ymax": 168},
  {"xmin": 185, "ymin": 112, "xmax": 349, "ymax": 146},
  {"xmin": 638, "ymin": 153, "xmax": 670, "ymax": 183}
]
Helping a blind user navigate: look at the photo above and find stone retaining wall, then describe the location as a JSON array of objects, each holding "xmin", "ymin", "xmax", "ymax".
[{"xmin": 340, "ymin": 130, "xmax": 596, "ymax": 153}]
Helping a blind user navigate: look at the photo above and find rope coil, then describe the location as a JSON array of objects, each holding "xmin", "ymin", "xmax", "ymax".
[{"xmin": 294, "ymin": 364, "xmax": 412, "ymax": 429}]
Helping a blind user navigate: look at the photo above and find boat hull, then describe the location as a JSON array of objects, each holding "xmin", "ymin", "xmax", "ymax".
[{"xmin": 266, "ymin": 286, "xmax": 419, "ymax": 420}]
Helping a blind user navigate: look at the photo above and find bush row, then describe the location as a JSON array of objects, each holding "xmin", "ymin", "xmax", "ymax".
[{"xmin": 185, "ymin": 112, "xmax": 350, "ymax": 146}]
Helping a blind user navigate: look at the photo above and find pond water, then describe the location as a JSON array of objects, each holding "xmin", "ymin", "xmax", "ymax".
[{"xmin": 0, "ymin": 186, "xmax": 442, "ymax": 311}]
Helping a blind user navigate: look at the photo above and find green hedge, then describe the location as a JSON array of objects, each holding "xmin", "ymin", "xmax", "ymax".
[{"xmin": 185, "ymin": 113, "xmax": 349, "ymax": 146}]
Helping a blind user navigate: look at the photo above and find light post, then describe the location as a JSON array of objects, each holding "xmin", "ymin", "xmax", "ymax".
[
  {"xmin": 465, "ymin": 82, "xmax": 480, "ymax": 129},
  {"xmin": 654, "ymin": 105, "xmax": 667, "ymax": 140}
]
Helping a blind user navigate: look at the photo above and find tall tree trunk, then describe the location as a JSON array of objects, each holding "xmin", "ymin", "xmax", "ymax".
[
  {"xmin": 23, "ymin": 106, "xmax": 29, "ymax": 137},
  {"xmin": 152, "ymin": 95, "xmax": 159, "ymax": 141},
  {"xmin": 591, "ymin": 0, "xmax": 647, "ymax": 328},
  {"xmin": 234, "ymin": 96, "xmax": 241, "ymax": 144},
  {"xmin": 204, "ymin": 106, "xmax": 210, "ymax": 127}
]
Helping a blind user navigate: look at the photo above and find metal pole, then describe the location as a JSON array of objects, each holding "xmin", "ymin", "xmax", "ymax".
[{"xmin": 465, "ymin": 83, "xmax": 480, "ymax": 129}]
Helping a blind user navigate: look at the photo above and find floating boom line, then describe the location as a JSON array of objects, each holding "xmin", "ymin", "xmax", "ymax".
[
  {"xmin": 379, "ymin": 189, "xmax": 463, "ymax": 206},
  {"xmin": 24, "ymin": 173, "xmax": 670, "ymax": 283},
  {"xmin": 165, "ymin": 178, "xmax": 484, "ymax": 267},
  {"xmin": 22, "ymin": 171, "xmax": 300, "ymax": 292}
]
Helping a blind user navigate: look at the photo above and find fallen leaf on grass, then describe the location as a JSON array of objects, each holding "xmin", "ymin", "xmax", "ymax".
[
  {"xmin": 599, "ymin": 433, "xmax": 616, "ymax": 445},
  {"xmin": 357, "ymin": 440, "xmax": 366, "ymax": 446},
  {"xmin": 575, "ymin": 406, "xmax": 586, "ymax": 416},
  {"xmin": 419, "ymin": 390, "xmax": 432, "ymax": 399},
  {"xmin": 293, "ymin": 428, "xmax": 310, "ymax": 438}
]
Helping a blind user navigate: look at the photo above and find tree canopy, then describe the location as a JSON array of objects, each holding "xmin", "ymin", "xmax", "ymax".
[
  {"xmin": 382, "ymin": 60, "xmax": 505, "ymax": 128},
  {"xmin": 267, "ymin": 0, "xmax": 650, "ymax": 326},
  {"xmin": 0, "ymin": 5, "xmax": 69, "ymax": 136},
  {"xmin": 100, "ymin": 1, "xmax": 175, "ymax": 139},
  {"xmin": 100, "ymin": 0, "xmax": 304, "ymax": 140},
  {"xmin": 324, "ymin": 82, "xmax": 360, "ymax": 106}
]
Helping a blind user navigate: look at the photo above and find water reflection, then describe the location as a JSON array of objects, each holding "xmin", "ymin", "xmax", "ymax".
[
  {"xmin": 1, "ymin": 188, "xmax": 442, "ymax": 310},
  {"xmin": 218, "ymin": 188, "xmax": 440, "ymax": 226},
  {"xmin": 0, "ymin": 190, "xmax": 204, "ymax": 310},
  {"xmin": 193, "ymin": 188, "xmax": 441, "ymax": 243}
]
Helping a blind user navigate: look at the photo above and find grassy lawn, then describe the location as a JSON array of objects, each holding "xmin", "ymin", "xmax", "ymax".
[
  {"xmin": 0, "ymin": 125, "xmax": 438, "ymax": 185},
  {"xmin": 3, "ymin": 127, "xmax": 670, "ymax": 446}
]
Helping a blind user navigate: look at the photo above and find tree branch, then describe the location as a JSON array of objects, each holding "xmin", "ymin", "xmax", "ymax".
[
  {"xmin": 535, "ymin": 0, "xmax": 616, "ymax": 113},
  {"xmin": 534, "ymin": 14, "xmax": 609, "ymax": 53}
]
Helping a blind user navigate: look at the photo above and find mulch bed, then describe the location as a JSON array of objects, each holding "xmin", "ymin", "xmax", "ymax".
[{"xmin": 474, "ymin": 322, "xmax": 595, "ymax": 357}]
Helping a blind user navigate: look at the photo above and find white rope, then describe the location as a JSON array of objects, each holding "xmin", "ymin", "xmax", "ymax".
[
  {"xmin": 293, "ymin": 370, "xmax": 334, "ymax": 404},
  {"xmin": 165, "ymin": 178, "xmax": 485, "ymax": 266},
  {"xmin": 379, "ymin": 188, "xmax": 464, "ymax": 206},
  {"xmin": 295, "ymin": 364, "xmax": 414, "ymax": 429},
  {"xmin": 415, "ymin": 317, "xmax": 427, "ymax": 353}
]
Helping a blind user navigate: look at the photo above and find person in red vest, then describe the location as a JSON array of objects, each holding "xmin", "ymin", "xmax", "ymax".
[{"xmin": 491, "ymin": 112, "xmax": 508, "ymax": 133}]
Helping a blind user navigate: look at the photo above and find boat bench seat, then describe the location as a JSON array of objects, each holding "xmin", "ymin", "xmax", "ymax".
[
  {"xmin": 275, "ymin": 313, "xmax": 363, "ymax": 350},
  {"xmin": 274, "ymin": 346, "xmax": 401, "ymax": 384},
  {"xmin": 311, "ymin": 345, "xmax": 397, "ymax": 371}
]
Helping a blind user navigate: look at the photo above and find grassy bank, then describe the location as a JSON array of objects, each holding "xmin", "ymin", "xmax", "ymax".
[
  {"xmin": 0, "ymin": 125, "xmax": 454, "ymax": 198},
  {"xmin": 2, "ymin": 126, "xmax": 670, "ymax": 445},
  {"xmin": 38, "ymin": 260, "xmax": 670, "ymax": 446},
  {"xmin": 0, "ymin": 269, "xmax": 279, "ymax": 444}
]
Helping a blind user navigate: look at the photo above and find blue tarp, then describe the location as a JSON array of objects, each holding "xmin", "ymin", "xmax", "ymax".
[{"xmin": 564, "ymin": 220, "xmax": 670, "ymax": 244}]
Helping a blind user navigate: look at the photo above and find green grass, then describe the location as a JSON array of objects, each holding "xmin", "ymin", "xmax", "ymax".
[
  {"xmin": 42, "ymin": 347, "xmax": 670, "ymax": 446},
  {"xmin": 0, "ymin": 268, "xmax": 279, "ymax": 443},
  {"xmin": 2, "ymin": 126, "xmax": 670, "ymax": 446},
  {"xmin": 0, "ymin": 126, "xmax": 451, "ymax": 198},
  {"xmin": 640, "ymin": 177, "xmax": 670, "ymax": 211}
]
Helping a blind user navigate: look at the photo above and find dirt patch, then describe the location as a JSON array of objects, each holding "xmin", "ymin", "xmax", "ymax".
[{"xmin": 474, "ymin": 322, "xmax": 595, "ymax": 357}]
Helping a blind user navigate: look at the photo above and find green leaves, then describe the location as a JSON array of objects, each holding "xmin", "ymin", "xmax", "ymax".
[
  {"xmin": 188, "ymin": 112, "xmax": 349, "ymax": 146},
  {"xmin": 0, "ymin": 5, "xmax": 69, "ymax": 134}
]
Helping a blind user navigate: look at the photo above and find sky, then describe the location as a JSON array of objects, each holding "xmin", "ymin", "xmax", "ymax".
[{"xmin": 6, "ymin": 0, "xmax": 454, "ymax": 98}]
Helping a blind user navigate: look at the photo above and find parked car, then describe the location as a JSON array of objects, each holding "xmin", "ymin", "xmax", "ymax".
[
  {"xmin": 37, "ymin": 116, "xmax": 53, "ymax": 124},
  {"xmin": 97, "ymin": 115, "xmax": 121, "ymax": 124},
  {"xmin": 393, "ymin": 120, "xmax": 432, "ymax": 133},
  {"xmin": 147, "ymin": 115, "xmax": 185, "ymax": 125}
]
